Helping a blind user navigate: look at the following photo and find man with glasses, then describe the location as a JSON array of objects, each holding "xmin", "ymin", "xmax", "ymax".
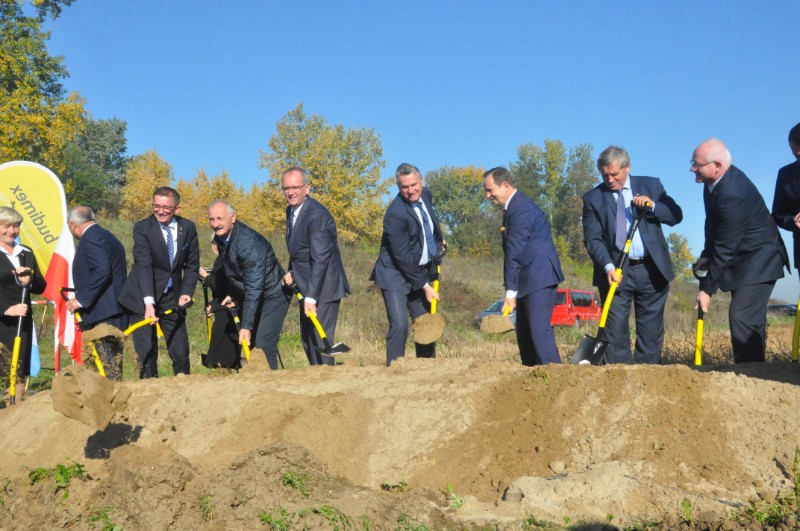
[
  {"xmin": 119, "ymin": 187, "xmax": 200, "ymax": 377},
  {"xmin": 582, "ymin": 146, "xmax": 682, "ymax": 364},
  {"xmin": 281, "ymin": 168, "xmax": 349, "ymax": 367},
  {"xmin": 692, "ymin": 138, "xmax": 789, "ymax": 363}
]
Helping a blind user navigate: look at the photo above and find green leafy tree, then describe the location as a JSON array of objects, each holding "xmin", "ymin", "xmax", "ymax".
[
  {"xmin": 0, "ymin": 0, "xmax": 85, "ymax": 174},
  {"xmin": 667, "ymin": 232, "xmax": 695, "ymax": 283},
  {"xmin": 258, "ymin": 103, "xmax": 391, "ymax": 242},
  {"xmin": 61, "ymin": 142, "xmax": 106, "ymax": 208}
]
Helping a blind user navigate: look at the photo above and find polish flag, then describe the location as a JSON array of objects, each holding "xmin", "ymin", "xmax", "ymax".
[{"xmin": 42, "ymin": 224, "xmax": 81, "ymax": 367}]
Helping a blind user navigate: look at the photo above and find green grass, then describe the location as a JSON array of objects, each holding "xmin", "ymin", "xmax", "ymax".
[{"xmin": 28, "ymin": 460, "xmax": 86, "ymax": 499}]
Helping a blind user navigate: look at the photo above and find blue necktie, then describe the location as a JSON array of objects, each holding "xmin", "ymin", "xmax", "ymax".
[
  {"xmin": 414, "ymin": 202, "xmax": 437, "ymax": 261},
  {"xmin": 163, "ymin": 224, "xmax": 174, "ymax": 291},
  {"xmin": 615, "ymin": 191, "xmax": 627, "ymax": 251}
]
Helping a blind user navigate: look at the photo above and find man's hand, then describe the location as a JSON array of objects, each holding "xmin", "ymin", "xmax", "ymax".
[
  {"xmin": 696, "ymin": 291, "xmax": 712, "ymax": 313},
  {"xmin": 221, "ymin": 295, "xmax": 235, "ymax": 308},
  {"xmin": 144, "ymin": 303, "xmax": 157, "ymax": 323},
  {"xmin": 282, "ymin": 272, "xmax": 294, "ymax": 286},
  {"xmin": 503, "ymin": 297, "xmax": 517, "ymax": 314},
  {"xmin": 4, "ymin": 303, "xmax": 28, "ymax": 317},
  {"xmin": 239, "ymin": 328, "xmax": 251, "ymax": 346},
  {"xmin": 304, "ymin": 301, "xmax": 317, "ymax": 317},
  {"xmin": 65, "ymin": 299, "xmax": 81, "ymax": 313},
  {"xmin": 632, "ymin": 194, "xmax": 653, "ymax": 209},
  {"xmin": 606, "ymin": 269, "xmax": 621, "ymax": 286},
  {"xmin": 178, "ymin": 294, "xmax": 192, "ymax": 307},
  {"xmin": 794, "ymin": 212, "xmax": 800, "ymax": 230},
  {"xmin": 423, "ymin": 284, "xmax": 440, "ymax": 303}
]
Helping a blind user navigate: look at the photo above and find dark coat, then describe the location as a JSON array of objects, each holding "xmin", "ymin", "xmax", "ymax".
[
  {"xmin": 286, "ymin": 197, "xmax": 349, "ymax": 303},
  {"xmin": 771, "ymin": 160, "xmax": 800, "ymax": 269},
  {"xmin": 371, "ymin": 188, "xmax": 443, "ymax": 293},
  {"xmin": 582, "ymin": 175, "xmax": 682, "ymax": 289},
  {"xmin": 701, "ymin": 165, "xmax": 789, "ymax": 294},
  {"xmin": 73, "ymin": 224, "xmax": 127, "ymax": 327}
]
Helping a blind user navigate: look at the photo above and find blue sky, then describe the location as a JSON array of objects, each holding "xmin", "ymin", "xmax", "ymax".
[{"xmin": 44, "ymin": 1, "xmax": 799, "ymax": 299}]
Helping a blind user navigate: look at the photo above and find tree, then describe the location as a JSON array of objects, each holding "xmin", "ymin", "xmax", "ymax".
[
  {"xmin": 61, "ymin": 141, "xmax": 106, "ymax": 208},
  {"xmin": 258, "ymin": 104, "xmax": 391, "ymax": 242},
  {"xmin": 119, "ymin": 149, "xmax": 173, "ymax": 221},
  {"xmin": 0, "ymin": 0, "xmax": 85, "ymax": 174},
  {"xmin": 667, "ymin": 232, "xmax": 695, "ymax": 283},
  {"xmin": 175, "ymin": 169, "xmax": 245, "ymax": 228}
]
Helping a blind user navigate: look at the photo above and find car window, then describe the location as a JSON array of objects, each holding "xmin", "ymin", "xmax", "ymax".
[
  {"xmin": 593, "ymin": 293, "xmax": 601, "ymax": 306},
  {"xmin": 555, "ymin": 292, "xmax": 567, "ymax": 305},
  {"xmin": 489, "ymin": 301, "xmax": 503, "ymax": 312},
  {"xmin": 573, "ymin": 292, "xmax": 591, "ymax": 307}
]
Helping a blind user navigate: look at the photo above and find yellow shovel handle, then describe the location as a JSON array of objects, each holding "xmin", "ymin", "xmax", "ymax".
[
  {"xmin": 307, "ymin": 311, "xmax": 328, "ymax": 341},
  {"xmin": 156, "ymin": 322, "xmax": 164, "ymax": 338},
  {"xmin": 90, "ymin": 343, "xmax": 107, "ymax": 377},
  {"xmin": 430, "ymin": 279, "xmax": 440, "ymax": 314},
  {"xmin": 502, "ymin": 305, "xmax": 511, "ymax": 317},
  {"xmin": 598, "ymin": 270, "xmax": 622, "ymax": 328},
  {"xmin": 124, "ymin": 317, "xmax": 155, "ymax": 335},
  {"xmin": 9, "ymin": 336, "xmax": 21, "ymax": 402},
  {"xmin": 241, "ymin": 338, "xmax": 251, "ymax": 361},
  {"xmin": 792, "ymin": 294, "xmax": 800, "ymax": 362},
  {"xmin": 694, "ymin": 317, "xmax": 704, "ymax": 367}
]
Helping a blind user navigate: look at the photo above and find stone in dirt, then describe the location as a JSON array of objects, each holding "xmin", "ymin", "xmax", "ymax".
[
  {"xmin": 413, "ymin": 313, "xmax": 445, "ymax": 344},
  {"xmin": 480, "ymin": 314, "xmax": 515, "ymax": 333},
  {"xmin": 50, "ymin": 364, "xmax": 120, "ymax": 430}
]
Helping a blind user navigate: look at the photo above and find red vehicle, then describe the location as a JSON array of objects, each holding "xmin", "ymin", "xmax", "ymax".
[{"xmin": 550, "ymin": 289, "xmax": 602, "ymax": 327}]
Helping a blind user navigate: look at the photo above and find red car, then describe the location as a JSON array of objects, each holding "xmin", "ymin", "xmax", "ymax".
[{"xmin": 550, "ymin": 289, "xmax": 602, "ymax": 327}]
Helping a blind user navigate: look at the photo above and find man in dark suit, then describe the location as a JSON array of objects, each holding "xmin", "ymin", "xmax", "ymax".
[
  {"xmin": 693, "ymin": 138, "xmax": 789, "ymax": 363},
  {"xmin": 772, "ymin": 122, "xmax": 800, "ymax": 270},
  {"xmin": 371, "ymin": 163, "xmax": 443, "ymax": 366},
  {"xmin": 208, "ymin": 199, "xmax": 289, "ymax": 370},
  {"xmin": 65, "ymin": 206, "xmax": 127, "ymax": 380},
  {"xmin": 281, "ymin": 168, "xmax": 350, "ymax": 366},
  {"xmin": 118, "ymin": 187, "xmax": 199, "ymax": 378},
  {"xmin": 582, "ymin": 146, "xmax": 683, "ymax": 364},
  {"xmin": 483, "ymin": 167, "xmax": 564, "ymax": 365}
]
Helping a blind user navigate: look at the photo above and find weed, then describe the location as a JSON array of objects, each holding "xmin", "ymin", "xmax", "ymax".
[
  {"xmin": 28, "ymin": 467, "xmax": 49, "ymax": 484},
  {"xmin": 380, "ymin": 481, "xmax": 407, "ymax": 492},
  {"xmin": 605, "ymin": 513, "xmax": 614, "ymax": 523},
  {"xmin": 445, "ymin": 483, "xmax": 463, "ymax": 510},
  {"xmin": 520, "ymin": 513, "xmax": 560, "ymax": 529},
  {"xmin": 528, "ymin": 367, "xmax": 550, "ymax": 383},
  {"xmin": 88, "ymin": 506, "xmax": 123, "ymax": 531},
  {"xmin": 198, "ymin": 493, "xmax": 214, "ymax": 522},
  {"xmin": 28, "ymin": 460, "xmax": 87, "ymax": 499},
  {"xmin": 259, "ymin": 506, "xmax": 291, "ymax": 530},
  {"xmin": 679, "ymin": 498, "xmax": 692, "ymax": 523},
  {"xmin": 0, "ymin": 477, "xmax": 9, "ymax": 506},
  {"xmin": 396, "ymin": 513, "xmax": 430, "ymax": 531},
  {"xmin": 306, "ymin": 504, "xmax": 353, "ymax": 529},
  {"xmin": 281, "ymin": 468, "xmax": 310, "ymax": 497}
]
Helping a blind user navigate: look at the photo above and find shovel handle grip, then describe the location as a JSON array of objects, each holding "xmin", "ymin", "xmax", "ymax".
[
  {"xmin": 502, "ymin": 305, "xmax": 511, "ymax": 317},
  {"xmin": 241, "ymin": 338, "xmax": 251, "ymax": 361},
  {"xmin": 124, "ymin": 317, "xmax": 155, "ymax": 335},
  {"xmin": 599, "ymin": 279, "xmax": 620, "ymax": 329},
  {"xmin": 694, "ymin": 307, "xmax": 704, "ymax": 367}
]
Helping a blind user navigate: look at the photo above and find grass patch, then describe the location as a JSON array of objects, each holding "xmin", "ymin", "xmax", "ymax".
[{"xmin": 29, "ymin": 460, "xmax": 87, "ymax": 499}]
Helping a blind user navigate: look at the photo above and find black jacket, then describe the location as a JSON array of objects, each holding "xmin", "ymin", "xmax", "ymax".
[{"xmin": 217, "ymin": 221, "xmax": 286, "ymax": 330}]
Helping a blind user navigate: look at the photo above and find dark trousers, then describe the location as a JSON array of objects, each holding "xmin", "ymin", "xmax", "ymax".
[
  {"xmin": 599, "ymin": 259, "xmax": 669, "ymax": 364},
  {"xmin": 129, "ymin": 310, "xmax": 189, "ymax": 378},
  {"xmin": 299, "ymin": 300, "xmax": 340, "ymax": 366},
  {"xmin": 252, "ymin": 293, "xmax": 290, "ymax": 370},
  {"xmin": 729, "ymin": 281, "xmax": 775, "ymax": 363},
  {"xmin": 84, "ymin": 315, "xmax": 126, "ymax": 381},
  {"xmin": 381, "ymin": 288, "xmax": 436, "ymax": 367},
  {"xmin": 516, "ymin": 286, "xmax": 561, "ymax": 365}
]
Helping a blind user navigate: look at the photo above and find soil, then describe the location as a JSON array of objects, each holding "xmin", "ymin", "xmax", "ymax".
[{"xmin": 2, "ymin": 357, "xmax": 800, "ymax": 530}]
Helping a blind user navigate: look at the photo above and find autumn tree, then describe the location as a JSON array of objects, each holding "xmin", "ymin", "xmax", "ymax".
[
  {"xmin": 119, "ymin": 149, "xmax": 173, "ymax": 221},
  {"xmin": 0, "ymin": 0, "xmax": 85, "ymax": 174},
  {"xmin": 175, "ymin": 169, "xmax": 246, "ymax": 228},
  {"xmin": 667, "ymin": 232, "xmax": 695, "ymax": 283},
  {"xmin": 258, "ymin": 104, "xmax": 391, "ymax": 242}
]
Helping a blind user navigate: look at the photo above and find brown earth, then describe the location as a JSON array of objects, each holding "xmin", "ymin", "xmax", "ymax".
[{"xmin": 2, "ymin": 356, "xmax": 800, "ymax": 530}]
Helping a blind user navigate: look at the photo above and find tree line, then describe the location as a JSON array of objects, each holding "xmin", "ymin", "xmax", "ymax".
[{"xmin": 0, "ymin": 0, "xmax": 695, "ymax": 281}]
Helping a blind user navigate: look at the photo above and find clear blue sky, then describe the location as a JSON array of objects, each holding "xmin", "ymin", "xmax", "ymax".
[{"xmin": 44, "ymin": 1, "xmax": 800, "ymax": 300}]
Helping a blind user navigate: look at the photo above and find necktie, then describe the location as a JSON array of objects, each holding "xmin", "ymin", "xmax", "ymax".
[
  {"xmin": 615, "ymin": 191, "xmax": 627, "ymax": 251},
  {"xmin": 414, "ymin": 202, "xmax": 438, "ymax": 261},
  {"xmin": 163, "ymin": 224, "xmax": 174, "ymax": 291}
]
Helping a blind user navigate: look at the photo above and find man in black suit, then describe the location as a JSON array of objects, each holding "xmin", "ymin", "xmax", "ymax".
[
  {"xmin": 772, "ymin": 122, "xmax": 800, "ymax": 270},
  {"xmin": 66, "ymin": 206, "xmax": 127, "ymax": 380},
  {"xmin": 483, "ymin": 167, "xmax": 564, "ymax": 365},
  {"xmin": 582, "ymin": 146, "xmax": 683, "ymax": 364},
  {"xmin": 118, "ymin": 187, "xmax": 199, "ymax": 378},
  {"xmin": 281, "ymin": 168, "xmax": 350, "ymax": 366},
  {"xmin": 693, "ymin": 138, "xmax": 789, "ymax": 363},
  {"xmin": 207, "ymin": 200, "xmax": 289, "ymax": 370},
  {"xmin": 371, "ymin": 163, "xmax": 444, "ymax": 366}
]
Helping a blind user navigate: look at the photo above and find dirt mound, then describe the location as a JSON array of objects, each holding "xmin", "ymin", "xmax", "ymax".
[{"xmin": 2, "ymin": 358, "xmax": 800, "ymax": 529}]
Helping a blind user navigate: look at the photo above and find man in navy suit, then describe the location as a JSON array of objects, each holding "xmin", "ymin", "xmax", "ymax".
[
  {"xmin": 281, "ymin": 168, "xmax": 350, "ymax": 366},
  {"xmin": 118, "ymin": 187, "xmax": 199, "ymax": 378},
  {"xmin": 371, "ymin": 163, "xmax": 444, "ymax": 366},
  {"xmin": 483, "ymin": 167, "xmax": 564, "ymax": 365},
  {"xmin": 694, "ymin": 138, "xmax": 788, "ymax": 362},
  {"xmin": 582, "ymin": 146, "xmax": 682, "ymax": 364},
  {"xmin": 66, "ymin": 206, "xmax": 127, "ymax": 380},
  {"xmin": 772, "ymin": 122, "xmax": 800, "ymax": 271}
]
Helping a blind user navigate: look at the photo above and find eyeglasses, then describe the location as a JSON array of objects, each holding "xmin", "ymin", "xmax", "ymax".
[
  {"xmin": 152, "ymin": 204, "xmax": 177, "ymax": 212},
  {"xmin": 690, "ymin": 160, "xmax": 715, "ymax": 170},
  {"xmin": 282, "ymin": 185, "xmax": 308, "ymax": 193}
]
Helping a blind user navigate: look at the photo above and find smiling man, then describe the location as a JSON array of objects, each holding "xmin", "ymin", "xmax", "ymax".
[
  {"xmin": 371, "ymin": 163, "xmax": 443, "ymax": 366},
  {"xmin": 207, "ymin": 199, "xmax": 289, "ymax": 370}
]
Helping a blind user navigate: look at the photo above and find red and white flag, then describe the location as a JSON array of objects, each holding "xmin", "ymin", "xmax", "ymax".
[{"xmin": 43, "ymin": 224, "xmax": 82, "ymax": 366}]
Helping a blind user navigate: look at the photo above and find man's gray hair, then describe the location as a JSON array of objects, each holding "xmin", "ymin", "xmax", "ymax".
[
  {"xmin": 703, "ymin": 138, "xmax": 733, "ymax": 165},
  {"xmin": 67, "ymin": 205, "xmax": 96, "ymax": 225},
  {"xmin": 282, "ymin": 167, "xmax": 311, "ymax": 185},
  {"xmin": 209, "ymin": 199, "xmax": 236, "ymax": 216},
  {"xmin": 597, "ymin": 146, "xmax": 631, "ymax": 172},
  {"xmin": 395, "ymin": 163, "xmax": 422, "ymax": 184}
]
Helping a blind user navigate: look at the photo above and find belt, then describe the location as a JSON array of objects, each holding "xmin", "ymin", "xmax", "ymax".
[{"xmin": 627, "ymin": 256, "xmax": 651, "ymax": 266}]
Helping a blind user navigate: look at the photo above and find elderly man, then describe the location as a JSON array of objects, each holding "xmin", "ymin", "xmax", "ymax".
[
  {"xmin": 371, "ymin": 163, "xmax": 444, "ymax": 366},
  {"xmin": 281, "ymin": 168, "xmax": 349, "ymax": 366},
  {"xmin": 772, "ymin": 122, "xmax": 800, "ymax": 271},
  {"xmin": 207, "ymin": 199, "xmax": 289, "ymax": 369},
  {"xmin": 582, "ymin": 146, "xmax": 682, "ymax": 364},
  {"xmin": 693, "ymin": 138, "xmax": 789, "ymax": 363},
  {"xmin": 66, "ymin": 206, "xmax": 127, "ymax": 380},
  {"xmin": 483, "ymin": 166, "xmax": 564, "ymax": 365},
  {"xmin": 118, "ymin": 187, "xmax": 199, "ymax": 378}
]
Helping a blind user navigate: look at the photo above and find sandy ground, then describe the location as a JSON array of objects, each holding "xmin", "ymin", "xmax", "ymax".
[{"xmin": 2, "ymin": 355, "xmax": 800, "ymax": 529}]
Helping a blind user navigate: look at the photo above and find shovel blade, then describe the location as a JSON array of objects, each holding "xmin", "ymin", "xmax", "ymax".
[
  {"xmin": 315, "ymin": 342, "xmax": 351, "ymax": 357},
  {"xmin": 570, "ymin": 334, "xmax": 608, "ymax": 365}
]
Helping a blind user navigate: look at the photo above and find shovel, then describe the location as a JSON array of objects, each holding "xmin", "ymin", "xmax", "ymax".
[
  {"xmin": 480, "ymin": 305, "xmax": 515, "ymax": 334},
  {"xmin": 60, "ymin": 288, "xmax": 106, "ymax": 377},
  {"xmin": 413, "ymin": 250, "xmax": 447, "ymax": 345},
  {"xmin": 694, "ymin": 307, "xmax": 704, "ymax": 366},
  {"xmin": 123, "ymin": 299, "xmax": 194, "ymax": 336},
  {"xmin": 792, "ymin": 293, "xmax": 800, "ymax": 362},
  {"xmin": 292, "ymin": 286, "xmax": 350, "ymax": 360},
  {"xmin": 7, "ymin": 272, "xmax": 31, "ymax": 406},
  {"xmin": 571, "ymin": 200, "xmax": 650, "ymax": 365}
]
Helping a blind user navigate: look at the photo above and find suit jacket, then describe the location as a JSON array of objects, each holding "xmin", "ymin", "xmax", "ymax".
[
  {"xmin": 371, "ymin": 188, "xmax": 443, "ymax": 294},
  {"xmin": 582, "ymin": 175, "xmax": 682, "ymax": 289},
  {"xmin": 118, "ymin": 215, "xmax": 199, "ymax": 313},
  {"xmin": 701, "ymin": 164, "xmax": 789, "ymax": 294},
  {"xmin": 286, "ymin": 197, "xmax": 349, "ymax": 303},
  {"xmin": 503, "ymin": 190, "xmax": 564, "ymax": 297},
  {"xmin": 771, "ymin": 160, "xmax": 800, "ymax": 269},
  {"xmin": 73, "ymin": 224, "xmax": 127, "ymax": 327}
]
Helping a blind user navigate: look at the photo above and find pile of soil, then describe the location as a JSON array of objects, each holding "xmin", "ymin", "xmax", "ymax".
[{"xmin": 2, "ymin": 357, "xmax": 800, "ymax": 529}]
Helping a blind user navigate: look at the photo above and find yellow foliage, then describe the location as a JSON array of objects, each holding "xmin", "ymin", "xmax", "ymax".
[{"xmin": 119, "ymin": 149, "xmax": 174, "ymax": 221}]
